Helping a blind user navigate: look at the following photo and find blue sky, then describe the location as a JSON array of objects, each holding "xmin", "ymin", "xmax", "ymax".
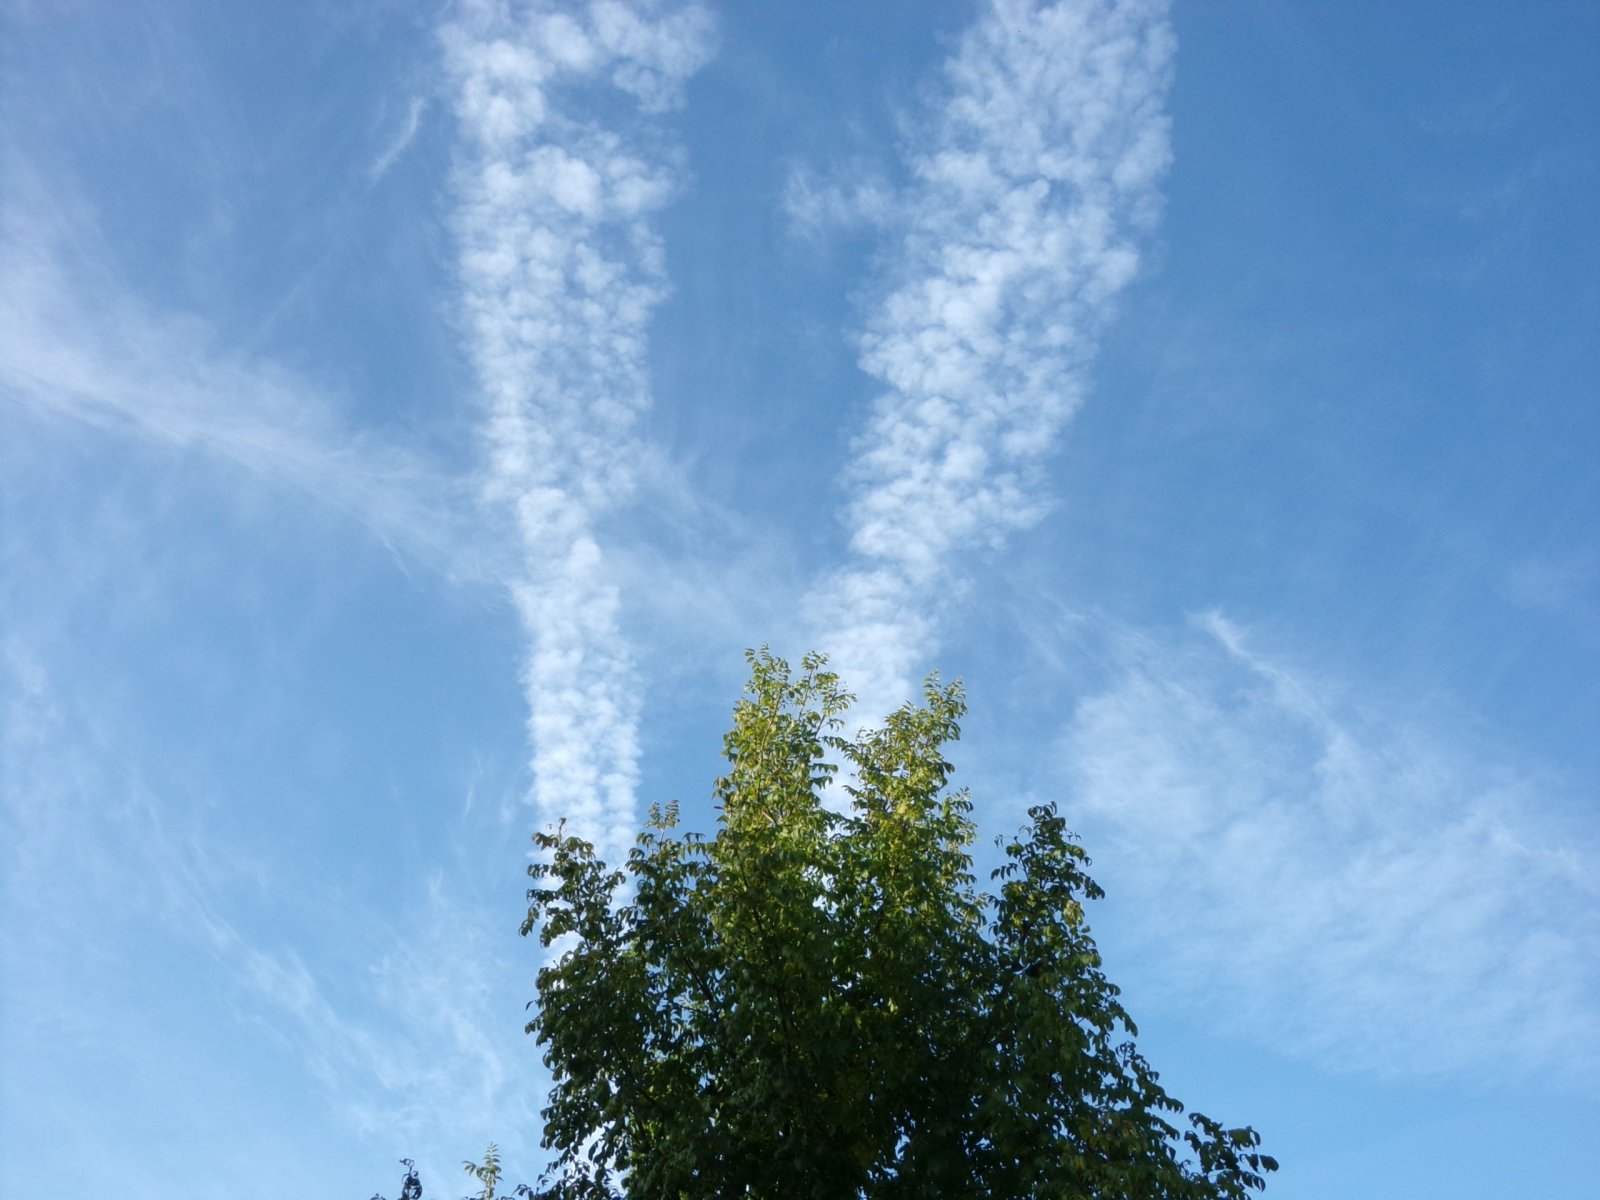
[{"xmin": 2, "ymin": 1, "xmax": 1596, "ymax": 1196}]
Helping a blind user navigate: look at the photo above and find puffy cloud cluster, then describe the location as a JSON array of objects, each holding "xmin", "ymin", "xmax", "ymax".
[
  {"xmin": 444, "ymin": 0, "xmax": 714, "ymax": 860},
  {"xmin": 808, "ymin": 0, "xmax": 1175, "ymax": 718}
]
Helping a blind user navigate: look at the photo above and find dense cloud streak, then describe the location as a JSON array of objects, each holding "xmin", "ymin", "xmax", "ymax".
[
  {"xmin": 810, "ymin": 0, "xmax": 1173, "ymax": 715},
  {"xmin": 444, "ymin": 0, "xmax": 713, "ymax": 861}
]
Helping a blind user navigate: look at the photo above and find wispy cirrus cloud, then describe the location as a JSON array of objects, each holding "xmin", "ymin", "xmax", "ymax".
[
  {"xmin": 1504, "ymin": 545, "xmax": 1600, "ymax": 649},
  {"xmin": 441, "ymin": 0, "xmax": 715, "ymax": 861},
  {"xmin": 369, "ymin": 95, "xmax": 430, "ymax": 182},
  {"xmin": 782, "ymin": 161, "xmax": 896, "ymax": 242},
  {"xmin": 807, "ymin": 0, "xmax": 1174, "ymax": 717},
  {"xmin": 0, "ymin": 210, "xmax": 483, "ymax": 582},
  {"xmin": 0, "ymin": 635, "xmax": 538, "ymax": 1192},
  {"xmin": 1061, "ymin": 612, "xmax": 1600, "ymax": 1081}
]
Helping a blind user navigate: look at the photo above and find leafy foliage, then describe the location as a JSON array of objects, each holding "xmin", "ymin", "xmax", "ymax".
[
  {"xmin": 462, "ymin": 1143, "xmax": 531, "ymax": 1200},
  {"xmin": 370, "ymin": 1159, "xmax": 422, "ymax": 1200},
  {"xmin": 371, "ymin": 1146, "xmax": 534, "ymax": 1200},
  {"xmin": 523, "ymin": 649, "xmax": 1276, "ymax": 1199}
]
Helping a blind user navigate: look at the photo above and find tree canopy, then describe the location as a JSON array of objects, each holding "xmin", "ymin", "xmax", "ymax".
[{"xmin": 520, "ymin": 649, "xmax": 1276, "ymax": 1199}]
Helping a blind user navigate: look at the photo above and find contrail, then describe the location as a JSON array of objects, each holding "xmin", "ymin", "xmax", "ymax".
[
  {"xmin": 443, "ymin": 0, "xmax": 714, "ymax": 862},
  {"xmin": 809, "ymin": 0, "xmax": 1174, "ymax": 719}
]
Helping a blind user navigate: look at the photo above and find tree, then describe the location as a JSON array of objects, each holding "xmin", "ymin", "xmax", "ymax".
[
  {"xmin": 369, "ymin": 1158, "xmax": 422, "ymax": 1200},
  {"xmin": 522, "ymin": 649, "xmax": 1276, "ymax": 1199},
  {"xmin": 370, "ymin": 1146, "xmax": 529, "ymax": 1200}
]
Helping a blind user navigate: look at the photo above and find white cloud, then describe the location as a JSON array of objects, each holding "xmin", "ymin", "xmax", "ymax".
[
  {"xmin": 369, "ymin": 95, "xmax": 429, "ymax": 182},
  {"xmin": 0, "ymin": 638, "xmax": 539, "ymax": 1191},
  {"xmin": 1060, "ymin": 612, "xmax": 1600, "ymax": 1081},
  {"xmin": 0, "ymin": 211, "xmax": 485, "ymax": 584},
  {"xmin": 806, "ymin": 0, "xmax": 1175, "ymax": 719},
  {"xmin": 782, "ymin": 162, "xmax": 896, "ymax": 241},
  {"xmin": 1504, "ymin": 546, "xmax": 1600, "ymax": 648},
  {"xmin": 442, "ymin": 0, "xmax": 715, "ymax": 863}
]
